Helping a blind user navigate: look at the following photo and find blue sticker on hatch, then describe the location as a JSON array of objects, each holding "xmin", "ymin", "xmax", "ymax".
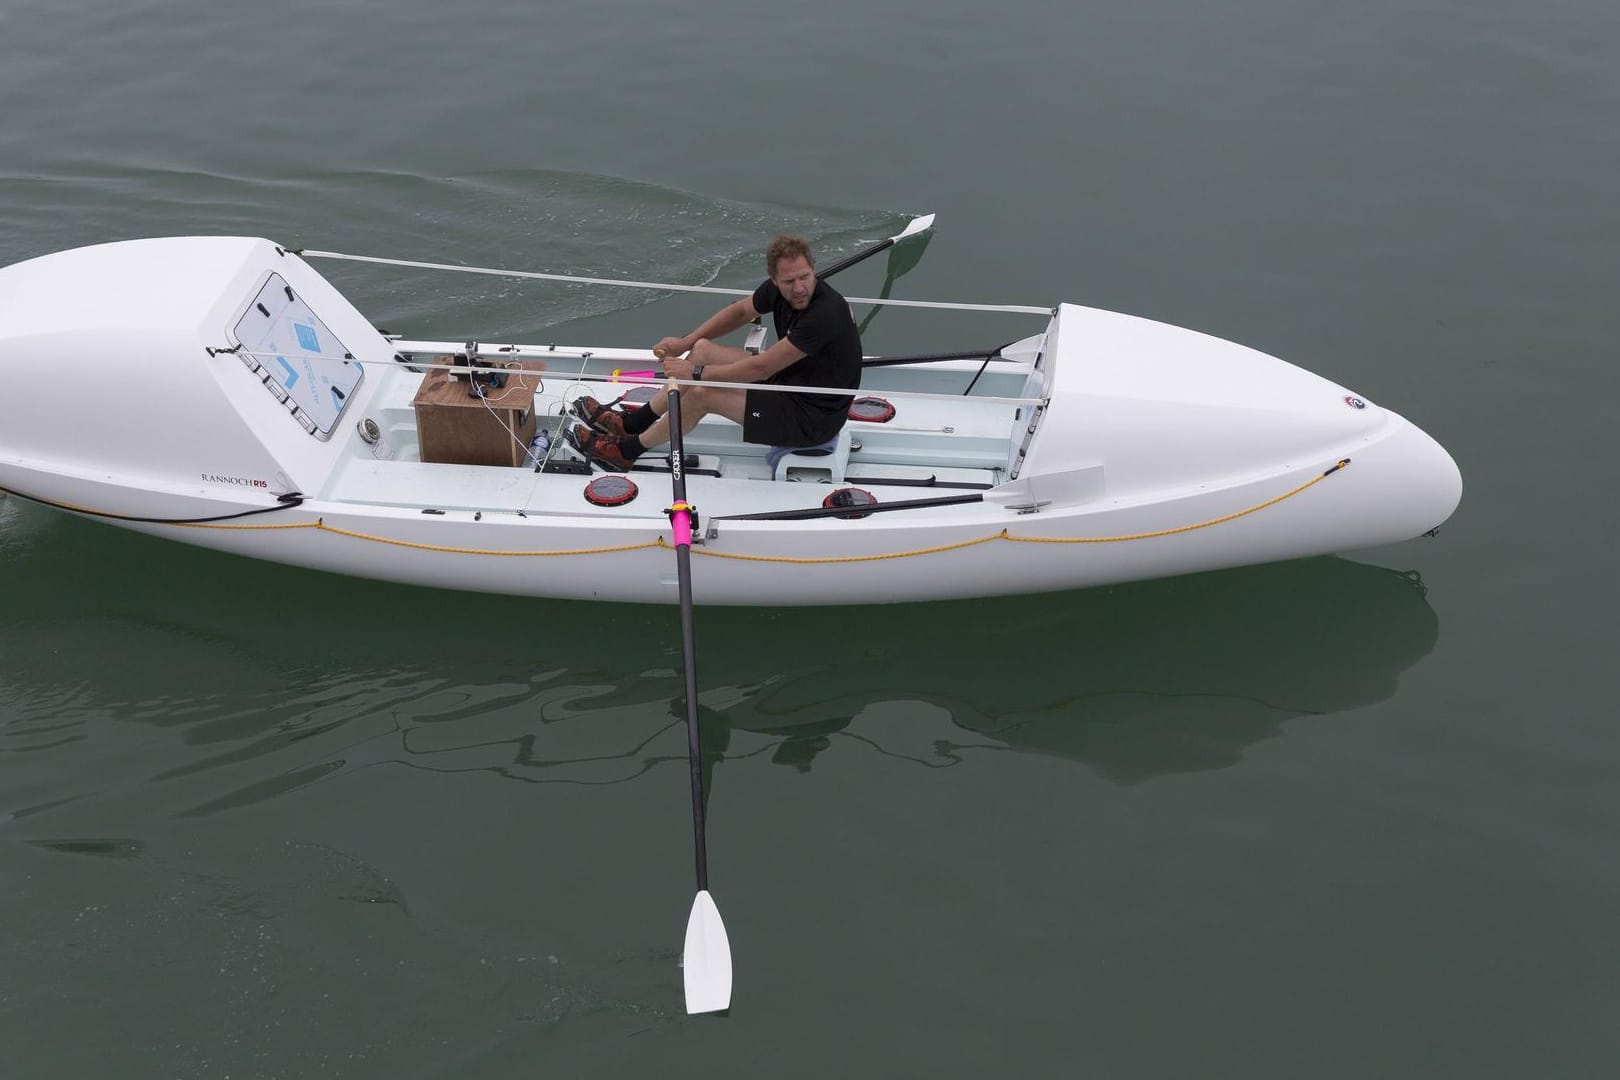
[
  {"xmin": 294, "ymin": 322, "xmax": 321, "ymax": 353},
  {"xmin": 275, "ymin": 356, "xmax": 300, "ymax": 389}
]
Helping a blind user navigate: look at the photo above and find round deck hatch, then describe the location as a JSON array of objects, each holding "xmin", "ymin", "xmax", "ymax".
[
  {"xmin": 848, "ymin": 396, "xmax": 896, "ymax": 423},
  {"xmin": 584, "ymin": 475, "xmax": 638, "ymax": 507}
]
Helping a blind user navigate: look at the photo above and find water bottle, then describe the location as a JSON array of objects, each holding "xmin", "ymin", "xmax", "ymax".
[{"xmin": 528, "ymin": 427, "xmax": 551, "ymax": 466}]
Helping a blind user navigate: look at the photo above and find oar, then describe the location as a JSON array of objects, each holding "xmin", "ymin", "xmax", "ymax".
[
  {"xmin": 721, "ymin": 492, "xmax": 984, "ymax": 522},
  {"xmin": 816, "ymin": 214, "xmax": 935, "ymax": 281},
  {"xmin": 857, "ymin": 216, "xmax": 937, "ymax": 335},
  {"xmin": 665, "ymin": 386, "xmax": 733, "ymax": 1015},
  {"xmin": 862, "ymin": 348, "xmax": 1008, "ymax": 369}
]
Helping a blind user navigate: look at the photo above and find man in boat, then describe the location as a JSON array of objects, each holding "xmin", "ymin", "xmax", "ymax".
[{"xmin": 565, "ymin": 234, "xmax": 862, "ymax": 471}]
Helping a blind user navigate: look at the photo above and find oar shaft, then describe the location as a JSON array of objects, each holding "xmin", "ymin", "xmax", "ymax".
[
  {"xmin": 676, "ymin": 540, "xmax": 708, "ymax": 890},
  {"xmin": 721, "ymin": 492, "xmax": 984, "ymax": 522},
  {"xmin": 818, "ymin": 213, "xmax": 934, "ymax": 280},
  {"xmin": 667, "ymin": 389, "xmax": 709, "ymax": 892},
  {"xmin": 816, "ymin": 237, "xmax": 895, "ymax": 280},
  {"xmin": 862, "ymin": 349, "xmax": 1006, "ymax": 368}
]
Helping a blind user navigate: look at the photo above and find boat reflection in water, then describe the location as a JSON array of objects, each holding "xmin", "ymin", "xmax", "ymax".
[
  {"xmin": 712, "ymin": 556, "xmax": 1437, "ymax": 783},
  {"xmin": 1, "ymin": 505, "xmax": 1437, "ymax": 811}
]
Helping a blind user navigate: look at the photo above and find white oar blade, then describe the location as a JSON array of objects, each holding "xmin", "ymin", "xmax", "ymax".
[
  {"xmin": 683, "ymin": 889, "xmax": 733, "ymax": 1014},
  {"xmin": 895, "ymin": 213, "xmax": 936, "ymax": 243}
]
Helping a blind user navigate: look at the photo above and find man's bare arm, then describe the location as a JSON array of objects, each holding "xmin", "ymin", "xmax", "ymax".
[
  {"xmin": 667, "ymin": 337, "xmax": 806, "ymax": 384},
  {"xmin": 654, "ymin": 297, "xmax": 758, "ymax": 359}
]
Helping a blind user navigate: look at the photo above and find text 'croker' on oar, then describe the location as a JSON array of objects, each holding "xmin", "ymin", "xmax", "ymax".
[{"xmin": 664, "ymin": 385, "xmax": 733, "ymax": 1015}]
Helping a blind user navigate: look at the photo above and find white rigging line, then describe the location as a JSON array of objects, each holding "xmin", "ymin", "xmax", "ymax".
[
  {"xmin": 221, "ymin": 348, "xmax": 1047, "ymax": 408},
  {"xmin": 295, "ymin": 249, "xmax": 1055, "ymax": 317}
]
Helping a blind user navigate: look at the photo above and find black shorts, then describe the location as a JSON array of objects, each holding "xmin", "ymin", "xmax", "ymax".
[{"xmin": 742, "ymin": 389, "xmax": 841, "ymax": 447}]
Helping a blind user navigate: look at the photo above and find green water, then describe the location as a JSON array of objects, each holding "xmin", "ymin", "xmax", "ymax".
[{"xmin": 3, "ymin": 0, "xmax": 1618, "ymax": 1076}]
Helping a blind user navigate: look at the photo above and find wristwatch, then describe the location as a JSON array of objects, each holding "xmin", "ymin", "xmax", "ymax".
[{"xmin": 692, "ymin": 364, "xmax": 704, "ymax": 381}]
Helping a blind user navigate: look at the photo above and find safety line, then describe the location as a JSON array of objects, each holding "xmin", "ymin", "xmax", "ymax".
[
  {"xmin": 305, "ymin": 520, "xmax": 661, "ymax": 557},
  {"xmin": 0, "ymin": 485, "xmax": 306, "ymax": 525},
  {"xmin": 175, "ymin": 515, "xmax": 662, "ymax": 557},
  {"xmin": 1000, "ymin": 459, "xmax": 1352, "ymax": 545},
  {"xmin": 2, "ymin": 461, "xmax": 1348, "ymax": 565},
  {"xmin": 689, "ymin": 460, "xmax": 1350, "ymax": 563},
  {"xmin": 295, "ymin": 249, "xmax": 1054, "ymax": 315}
]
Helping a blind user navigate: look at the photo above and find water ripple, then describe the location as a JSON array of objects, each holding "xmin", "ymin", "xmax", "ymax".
[{"xmin": 0, "ymin": 164, "xmax": 901, "ymax": 338}]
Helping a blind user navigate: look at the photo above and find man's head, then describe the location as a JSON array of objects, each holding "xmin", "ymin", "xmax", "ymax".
[{"xmin": 766, "ymin": 234, "xmax": 816, "ymax": 311}]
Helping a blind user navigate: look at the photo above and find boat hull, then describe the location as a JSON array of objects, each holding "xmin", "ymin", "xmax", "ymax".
[
  {"xmin": 0, "ymin": 235, "xmax": 1461, "ymax": 605},
  {"xmin": 0, "ymin": 407, "xmax": 1457, "ymax": 605}
]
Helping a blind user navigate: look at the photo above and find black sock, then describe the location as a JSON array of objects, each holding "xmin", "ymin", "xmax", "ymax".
[
  {"xmin": 622, "ymin": 404, "xmax": 658, "ymax": 436},
  {"xmin": 617, "ymin": 436, "xmax": 647, "ymax": 462}
]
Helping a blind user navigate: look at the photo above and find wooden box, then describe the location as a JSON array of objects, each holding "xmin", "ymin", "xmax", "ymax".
[{"xmin": 412, "ymin": 363, "xmax": 541, "ymax": 467}]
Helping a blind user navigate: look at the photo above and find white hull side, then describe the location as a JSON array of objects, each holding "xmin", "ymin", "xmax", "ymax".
[
  {"xmin": 0, "ymin": 236, "xmax": 1462, "ymax": 605},
  {"xmin": 1, "ymin": 408, "xmax": 1457, "ymax": 606}
]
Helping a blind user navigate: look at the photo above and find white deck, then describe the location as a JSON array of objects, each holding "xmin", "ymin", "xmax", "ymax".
[{"xmin": 319, "ymin": 358, "xmax": 1034, "ymax": 517}]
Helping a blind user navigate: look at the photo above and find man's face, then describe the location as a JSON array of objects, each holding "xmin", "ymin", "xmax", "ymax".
[{"xmin": 772, "ymin": 254, "xmax": 816, "ymax": 311}]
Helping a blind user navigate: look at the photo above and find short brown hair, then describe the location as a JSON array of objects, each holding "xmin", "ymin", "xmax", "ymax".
[{"xmin": 765, "ymin": 234, "xmax": 814, "ymax": 278}]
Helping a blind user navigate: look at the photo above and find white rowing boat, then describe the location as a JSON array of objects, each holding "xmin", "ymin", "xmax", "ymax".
[
  {"xmin": 0, "ymin": 221, "xmax": 1465, "ymax": 1013},
  {"xmin": 0, "ymin": 228, "xmax": 1461, "ymax": 606}
]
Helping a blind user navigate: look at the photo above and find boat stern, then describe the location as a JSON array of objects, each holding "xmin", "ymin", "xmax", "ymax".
[{"xmin": 0, "ymin": 237, "xmax": 395, "ymax": 513}]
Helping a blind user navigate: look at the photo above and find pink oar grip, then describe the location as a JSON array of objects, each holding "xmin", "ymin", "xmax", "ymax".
[{"xmin": 671, "ymin": 509, "xmax": 693, "ymax": 548}]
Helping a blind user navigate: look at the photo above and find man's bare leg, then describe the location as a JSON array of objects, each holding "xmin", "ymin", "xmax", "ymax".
[{"xmin": 634, "ymin": 386, "xmax": 747, "ymax": 451}]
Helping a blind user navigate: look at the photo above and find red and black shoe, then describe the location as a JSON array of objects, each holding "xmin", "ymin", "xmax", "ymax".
[
  {"xmin": 564, "ymin": 423, "xmax": 635, "ymax": 472},
  {"xmin": 569, "ymin": 395, "xmax": 627, "ymax": 438}
]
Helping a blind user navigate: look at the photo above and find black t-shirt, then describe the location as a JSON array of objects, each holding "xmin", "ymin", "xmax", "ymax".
[{"xmin": 750, "ymin": 277, "xmax": 862, "ymax": 439}]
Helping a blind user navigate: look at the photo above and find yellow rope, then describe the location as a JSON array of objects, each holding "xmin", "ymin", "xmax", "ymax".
[
  {"xmin": 304, "ymin": 520, "xmax": 663, "ymax": 557},
  {"xmin": 182, "ymin": 520, "xmax": 313, "ymax": 531},
  {"xmin": 161, "ymin": 507, "xmax": 664, "ymax": 557},
  {"xmin": 0, "ymin": 487, "xmax": 662, "ymax": 558},
  {"xmin": 179, "ymin": 514, "xmax": 664, "ymax": 558},
  {"xmin": 690, "ymin": 532, "xmax": 1005, "ymax": 564},
  {"xmin": 690, "ymin": 459, "xmax": 1349, "ymax": 564},
  {"xmin": 1002, "ymin": 460, "xmax": 1347, "ymax": 545},
  {"xmin": 3, "ymin": 459, "xmax": 1348, "ymax": 564}
]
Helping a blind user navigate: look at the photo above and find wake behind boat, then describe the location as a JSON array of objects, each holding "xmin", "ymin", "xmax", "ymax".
[{"xmin": 0, "ymin": 229, "xmax": 1461, "ymax": 605}]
